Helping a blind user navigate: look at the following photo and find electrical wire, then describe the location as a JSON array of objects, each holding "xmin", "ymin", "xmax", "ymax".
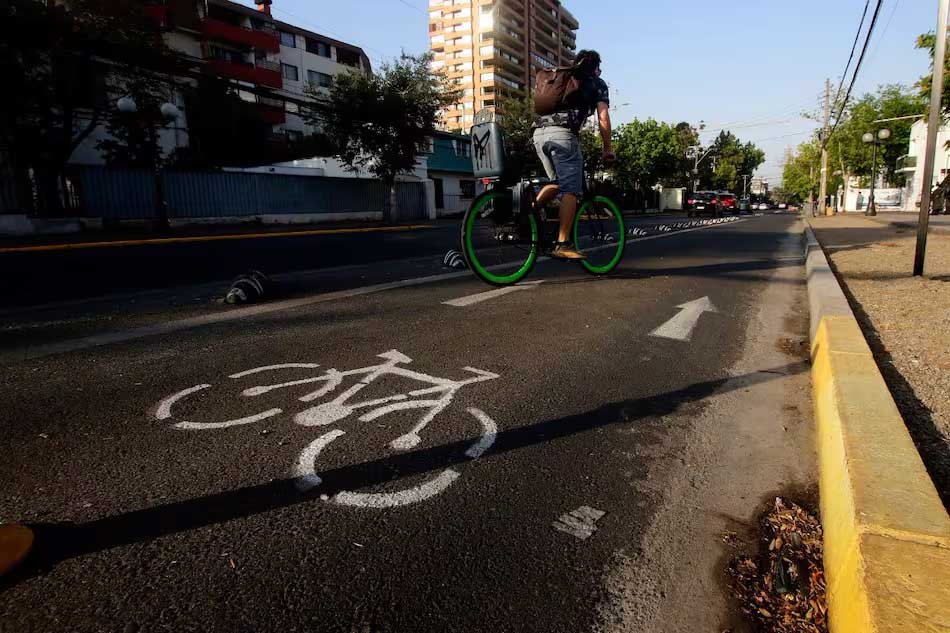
[
  {"xmin": 864, "ymin": 0, "xmax": 902, "ymax": 69},
  {"xmin": 831, "ymin": 0, "xmax": 870, "ymax": 106},
  {"xmin": 825, "ymin": 0, "xmax": 886, "ymax": 146}
]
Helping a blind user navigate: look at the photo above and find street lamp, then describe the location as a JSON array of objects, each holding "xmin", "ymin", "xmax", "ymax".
[
  {"xmin": 115, "ymin": 97, "xmax": 181, "ymax": 231},
  {"xmin": 862, "ymin": 128, "xmax": 891, "ymax": 216}
]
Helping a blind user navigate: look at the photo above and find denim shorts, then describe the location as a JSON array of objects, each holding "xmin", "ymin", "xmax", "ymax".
[{"xmin": 533, "ymin": 126, "xmax": 583, "ymax": 195}]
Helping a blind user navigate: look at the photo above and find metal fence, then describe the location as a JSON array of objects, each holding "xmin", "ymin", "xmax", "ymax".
[{"xmin": 64, "ymin": 166, "xmax": 428, "ymax": 221}]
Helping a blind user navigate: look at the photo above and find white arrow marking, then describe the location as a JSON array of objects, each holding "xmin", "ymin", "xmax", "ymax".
[{"xmin": 649, "ymin": 296, "xmax": 718, "ymax": 342}]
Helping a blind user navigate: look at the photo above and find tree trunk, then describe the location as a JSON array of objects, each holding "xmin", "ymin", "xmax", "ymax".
[
  {"xmin": 387, "ymin": 180, "xmax": 399, "ymax": 224},
  {"xmin": 34, "ymin": 162, "xmax": 66, "ymax": 217}
]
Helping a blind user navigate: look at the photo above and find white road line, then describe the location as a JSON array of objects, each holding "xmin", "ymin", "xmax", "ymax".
[
  {"xmin": 294, "ymin": 429, "xmax": 346, "ymax": 491},
  {"xmin": 154, "ymin": 384, "xmax": 210, "ymax": 420},
  {"xmin": 229, "ymin": 363, "xmax": 321, "ymax": 378},
  {"xmin": 174, "ymin": 407, "xmax": 283, "ymax": 431},
  {"xmin": 9, "ymin": 217, "xmax": 754, "ymax": 362},
  {"xmin": 443, "ymin": 281, "xmax": 544, "ymax": 307},
  {"xmin": 332, "ymin": 469, "xmax": 461, "ymax": 508},
  {"xmin": 552, "ymin": 506, "xmax": 606, "ymax": 540}
]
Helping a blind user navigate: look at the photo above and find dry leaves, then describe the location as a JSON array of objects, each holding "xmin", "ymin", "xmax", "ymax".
[{"xmin": 727, "ymin": 497, "xmax": 827, "ymax": 633}]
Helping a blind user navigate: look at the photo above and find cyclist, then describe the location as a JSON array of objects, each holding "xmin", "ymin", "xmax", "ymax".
[{"xmin": 532, "ymin": 49, "xmax": 615, "ymax": 260}]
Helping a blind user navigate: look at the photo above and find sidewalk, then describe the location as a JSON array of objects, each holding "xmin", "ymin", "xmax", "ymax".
[
  {"xmin": 853, "ymin": 210, "xmax": 950, "ymax": 234},
  {"xmin": 809, "ymin": 214, "xmax": 950, "ymax": 506}
]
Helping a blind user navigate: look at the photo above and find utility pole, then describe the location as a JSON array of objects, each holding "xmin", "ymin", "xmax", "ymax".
[
  {"xmin": 819, "ymin": 78, "xmax": 832, "ymax": 216},
  {"xmin": 741, "ymin": 174, "xmax": 750, "ymax": 198},
  {"xmin": 809, "ymin": 163, "xmax": 816, "ymax": 217},
  {"xmin": 915, "ymin": 0, "xmax": 949, "ymax": 276}
]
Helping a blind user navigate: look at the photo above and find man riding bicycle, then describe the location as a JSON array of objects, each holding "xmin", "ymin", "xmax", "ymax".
[{"xmin": 532, "ymin": 49, "xmax": 615, "ymax": 260}]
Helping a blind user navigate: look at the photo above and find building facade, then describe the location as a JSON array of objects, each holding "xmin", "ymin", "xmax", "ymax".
[
  {"xmin": 428, "ymin": 0, "xmax": 579, "ymax": 130},
  {"xmin": 898, "ymin": 118, "xmax": 950, "ymax": 212},
  {"xmin": 70, "ymin": 0, "xmax": 372, "ymax": 165},
  {"xmin": 425, "ymin": 131, "xmax": 483, "ymax": 216}
]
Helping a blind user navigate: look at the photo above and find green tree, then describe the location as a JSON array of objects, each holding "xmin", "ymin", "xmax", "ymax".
[
  {"xmin": 613, "ymin": 119, "xmax": 680, "ymax": 201},
  {"xmin": 782, "ymin": 139, "xmax": 821, "ymax": 202},
  {"xmin": 0, "ymin": 0, "xmax": 184, "ymax": 213},
  {"xmin": 916, "ymin": 31, "xmax": 950, "ymax": 118},
  {"xmin": 703, "ymin": 131, "xmax": 766, "ymax": 191},
  {"xmin": 497, "ymin": 96, "xmax": 543, "ymax": 177},
  {"xmin": 830, "ymin": 85, "xmax": 922, "ymax": 187},
  {"xmin": 309, "ymin": 53, "xmax": 458, "ymax": 221}
]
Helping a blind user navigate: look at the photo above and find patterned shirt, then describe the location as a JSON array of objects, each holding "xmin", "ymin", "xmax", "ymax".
[{"xmin": 536, "ymin": 75, "xmax": 610, "ymax": 133}]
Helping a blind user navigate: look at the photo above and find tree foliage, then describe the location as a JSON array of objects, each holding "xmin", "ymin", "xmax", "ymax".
[
  {"xmin": 703, "ymin": 131, "xmax": 766, "ymax": 192},
  {"xmin": 916, "ymin": 31, "xmax": 950, "ymax": 118},
  {"xmin": 0, "ymin": 0, "xmax": 185, "ymax": 212},
  {"xmin": 612, "ymin": 119, "xmax": 679, "ymax": 192},
  {"xmin": 310, "ymin": 53, "xmax": 458, "ymax": 220}
]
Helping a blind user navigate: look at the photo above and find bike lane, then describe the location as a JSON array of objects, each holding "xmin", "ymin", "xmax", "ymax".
[{"xmin": 0, "ymin": 215, "xmax": 809, "ymax": 632}]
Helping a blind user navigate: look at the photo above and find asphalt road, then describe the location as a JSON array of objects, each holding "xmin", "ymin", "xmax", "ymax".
[
  {"xmin": 0, "ymin": 213, "xmax": 816, "ymax": 632},
  {"xmin": 0, "ymin": 214, "xmax": 691, "ymax": 308}
]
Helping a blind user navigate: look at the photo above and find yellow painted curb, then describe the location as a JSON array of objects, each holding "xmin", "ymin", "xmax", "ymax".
[
  {"xmin": 812, "ymin": 315, "xmax": 950, "ymax": 632},
  {"xmin": 0, "ymin": 524, "xmax": 33, "ymax": 576},
  {"xmin": 0, "ymin": 224, "xmax": 434, "ymax": 254}
]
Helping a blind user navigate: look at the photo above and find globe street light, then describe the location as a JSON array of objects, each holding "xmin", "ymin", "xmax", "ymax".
[{"xmin": 862, "ymin": 127, "xmax": 891, "ymax": 216}]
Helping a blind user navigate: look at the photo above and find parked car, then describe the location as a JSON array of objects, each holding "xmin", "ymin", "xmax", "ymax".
[
  {"xmin": 718, "ymin": 192, "xmax": 738, "ymax": 214},
  {"xmin": 778, "ymin": 203, "xmax": 787, "ymax": 210},
  {"xmin": 687, "ymin": 191, "xmax": 723, "ymax": 217},
  {"xmin": 738, "ymin": 197, "xmax": 751, "ymax": 213},
  {"xmin": 758, "ymin": 203, "xmax": 769, "ymax": 211}
]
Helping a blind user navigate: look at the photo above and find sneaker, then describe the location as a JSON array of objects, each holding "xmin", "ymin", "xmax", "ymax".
[{"xmin": 551, "ymin": 242, "xmax": 587, "ymax": 260}]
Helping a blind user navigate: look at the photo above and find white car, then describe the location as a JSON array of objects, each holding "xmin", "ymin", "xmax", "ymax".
[
  {"xmin": 778, "ymin": 203, "xmax": 787, "ymax": 210},
  {"xmin": 758, "ymin": 203, "xmax": 769, "ymax": 211}
]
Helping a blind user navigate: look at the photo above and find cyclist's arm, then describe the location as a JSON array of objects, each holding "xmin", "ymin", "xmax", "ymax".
[{"xmin": 597, "ymin": 102, "xmax": 612, "ymax": 153}]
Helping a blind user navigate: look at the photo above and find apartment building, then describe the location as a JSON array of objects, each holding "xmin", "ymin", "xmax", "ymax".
[
  {"xmin": 70, "ymin": 0, "xmax": 371, "ymax": 164},
  {"xmin": 199, "ymin": 0, "xmax": 371, "ymax": 139},
  {"xmin": 428, "ymin": 0, "xmax": 579, "ymax": 131}
]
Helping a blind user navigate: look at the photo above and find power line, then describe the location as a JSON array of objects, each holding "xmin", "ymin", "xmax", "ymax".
[
  {"xmin": 825, "ymin": 0, "xmax": 886, "ymax": 147},
  {"xmin": 865, "ymin": 0, "xmax": 902, "ymax": 68},
  {"xmin": 831, "ymin": 0, "xmax": 870, "ymax": 106},
  {"xmin": 393, "ymin": 0, "xmax": 428, "ymax": 13}
]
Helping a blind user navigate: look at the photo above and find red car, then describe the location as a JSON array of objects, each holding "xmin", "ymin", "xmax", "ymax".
[{"xmin": 718, "ymin": 192, "xmax": 737, "ymax": 213}]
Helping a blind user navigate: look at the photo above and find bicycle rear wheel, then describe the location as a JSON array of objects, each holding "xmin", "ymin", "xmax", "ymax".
[
  {"xmin": 573, "ymin": 195, "xmax": 626, "ymax": 274},
  {"xmin": 461, "ymin": 190, "xmax": 539, "ymax": 286}
]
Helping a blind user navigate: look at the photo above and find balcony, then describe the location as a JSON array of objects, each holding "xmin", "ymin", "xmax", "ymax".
[
  {"xmin": 257, "ymin": 103, "xmax": 286, "ymax": 125},
  {"xmin": 201, "ymin": 18, "xmax": 280, "ymax": 52},
  {"xmin": 533, "ymin": 22, "xmax": 558, "ymax": 48},
  {"xmin": 206, "ymin": 59, "xmax": 282, "ymax": 89},
  {"xmin": 143, "ymin": 4, "xmax": 168, "ymax": 28},
  {"xmin": 897, "ymin": 154, "xmax": 918, "ymax": 173}
]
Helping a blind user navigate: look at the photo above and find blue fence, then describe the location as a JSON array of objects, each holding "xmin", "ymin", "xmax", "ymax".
[{"xmin": 66, "ymin": 166, "xmax": 428, "ymax": 221}]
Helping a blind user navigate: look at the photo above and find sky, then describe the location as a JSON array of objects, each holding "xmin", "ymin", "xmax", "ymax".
[{"xmin": 238, "ymin": 0, "xmax": 936, "ymax": 186}]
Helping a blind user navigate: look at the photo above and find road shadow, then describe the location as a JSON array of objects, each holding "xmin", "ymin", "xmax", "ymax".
[{"xmin": 3, "ymin": 361, "xmax": 808, "ymax": 588}]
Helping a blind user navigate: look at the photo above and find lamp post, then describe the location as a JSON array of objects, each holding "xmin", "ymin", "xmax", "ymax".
[
  {"xmin": 862, "ymin": 128, "xmax": 891, "ymax": 217},
  {"xmin": 115, "ymin": 97, "xmax": 181, "ymax": 231}
]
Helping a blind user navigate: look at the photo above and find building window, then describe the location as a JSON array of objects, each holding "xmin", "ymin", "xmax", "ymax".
[
  {"xmin": 279, "ymin": 30, "xmax": 296, "ymax": 47},
  {"xmin": 307, "ymin": 70, "xmax": 333, "ymax": 88},
  {"xmin": 281, "ymin": 63, "xmax": 299, "ymax": 81},
  {"xmin": 286, "ymin": 129, "xmax": 303, "ymax": 142},
  {"xmin": 210, "ymin": 46, "xmax": 245, "ymax": 64},
  {"xmin": 336, "ymin": 48, "xmax": 361, "ymax": 68},
  {"xmin": 305, "ymin": 38, "xmax": 331, "ymax": 57},
  {"xmin": 460, "ymin": 179, "xmax": 476, "ymax": 198},
  {"xmin": 456, "ymin": 140, "xmax": 471, "ymax": 158}
]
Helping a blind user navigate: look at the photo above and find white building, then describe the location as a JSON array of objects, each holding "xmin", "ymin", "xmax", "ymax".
[{"xmin": 898, "ymin": 118, "xmax": 950, "ymax": 212}]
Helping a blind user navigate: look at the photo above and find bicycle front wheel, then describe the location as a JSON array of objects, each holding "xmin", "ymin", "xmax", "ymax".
[
  {"xmin": 573, "ymin": 195, "xmax": 626, "ymax": 274},
  {"xmin": 461, "ymin": 190, "xmax": 540, "ymax": 286}
]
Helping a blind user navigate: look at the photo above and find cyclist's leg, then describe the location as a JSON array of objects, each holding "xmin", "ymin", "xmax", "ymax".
[{"xmin": 535, "ymin": 183, "xmax": 560, "ymax": 207}]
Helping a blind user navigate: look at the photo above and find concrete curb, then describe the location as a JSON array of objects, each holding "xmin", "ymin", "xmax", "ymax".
[{"xmin": 804, "ymin": 221, "xmax": 950, "ymax": 632}]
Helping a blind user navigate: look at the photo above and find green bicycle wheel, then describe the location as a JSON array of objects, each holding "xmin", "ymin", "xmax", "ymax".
[
  {"xmin": 461, "ymin": 190, "xmax": 540, "ymax": 286},
  {"xmin": 573, "ymin": 196, "xmax": 626, "ymax": 274}
]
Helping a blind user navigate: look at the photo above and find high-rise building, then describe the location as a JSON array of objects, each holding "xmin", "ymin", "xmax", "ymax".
[{"xmin": 428, "ymin": 0, "xmax": 579, "ymax": 130}]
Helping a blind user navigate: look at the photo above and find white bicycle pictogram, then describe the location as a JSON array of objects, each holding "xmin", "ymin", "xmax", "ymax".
[{"xmin": 152, "ymin": 350, "xmax": 500, "ymax": 508}]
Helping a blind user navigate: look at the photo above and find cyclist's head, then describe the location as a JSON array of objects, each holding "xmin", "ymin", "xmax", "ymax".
[{"xmin": 575, "ymin": 50, "xmax": 602, "ymax": 77}]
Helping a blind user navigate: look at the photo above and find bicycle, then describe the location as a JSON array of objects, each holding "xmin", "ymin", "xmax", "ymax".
[
  {"xmin": 152, "ymin": 350, "xmax": 500, "ymax": 508},
  {"xmin": 462, "ymin": 109, "xmax": 626, "ymax": 287}
]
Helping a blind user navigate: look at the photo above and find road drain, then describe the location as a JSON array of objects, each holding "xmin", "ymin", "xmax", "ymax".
[{"xmin": 725, "ymin": 497, "xmax": 828, "ymax": 633}]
